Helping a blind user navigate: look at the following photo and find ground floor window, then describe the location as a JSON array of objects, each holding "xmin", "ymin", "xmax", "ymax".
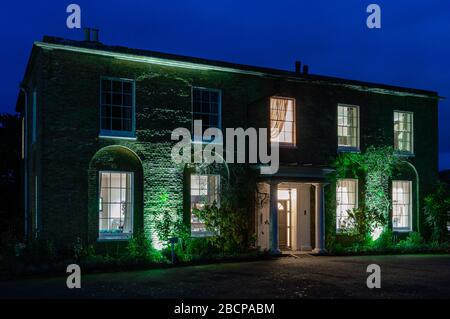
[
  {"xmin": 190, "ymin": 174, "xmax": 220, "ymax": 236},
  {"xmin": 336, "ymin": 179, "xmax": 358, "ymax": 231},
  {"xmin": 99, "ymin": 171, "xmax": 133, "ymax": 239},
  {"xmin": 392, "ymin": 180, "xmax": 412, "ymax": 231}
]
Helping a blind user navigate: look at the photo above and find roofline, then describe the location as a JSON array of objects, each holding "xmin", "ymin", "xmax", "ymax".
[{"xmin": 31, "ymin": 37, "xmax": 440, "ymax": 100}]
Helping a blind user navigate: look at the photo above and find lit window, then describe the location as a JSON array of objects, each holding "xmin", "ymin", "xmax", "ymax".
[
  {"xmin": 336, "ymin": 179, "xmax": 358, "ymax": 231},
  {"xmin": 338, "ymin": 104, "xmax": 359, "ymax": 150},
  {"xmin": 270, "ymin": 97, "xmax": 295, "ymax": 145},
  {"xmin": 392, "ymin": 180, "xmax": 412, "ymax": 231},
  {"xmin": 394, "ymin": 111, "xmax": 413, "ymax": 154},
  {"xmin": 192, "ymin": 87, "xmax": 221, "ymax": 141},
  {"xmin": 100, "ymin": 78, "xmax": 135, "ymax": 137},
  {"xmin": 99, "ymin": 172, "xmax": 133, "ymax": 239},
  {"xmin": 190, "ymin": 175, "xmax": 220, "ymax": 236}
]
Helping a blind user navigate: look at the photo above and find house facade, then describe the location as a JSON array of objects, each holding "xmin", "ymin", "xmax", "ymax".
[{"xmin": 16, "ymin": 35, "xmax": 439, "ymax": 254}]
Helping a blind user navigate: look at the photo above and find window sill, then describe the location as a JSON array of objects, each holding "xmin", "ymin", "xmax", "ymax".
[
  {"xmin": 338, "ymin": 147, "xmax": 360, "ymax": 153},
  {"xmin": 393, "ymin": 228, "xmax": 412, "ymax": 233},
  {"xmin": 191, "ymin": 138, "xmax": 223, "ymax": 145},
  {"xmin": 99, "ymin": 134, "xmax": 137, "ymax": 141},
  {"xmin": 278, "ymin": 143, "xmax": 297, "ymax": 149},
  {"xmin": 191, "ymin": 231, "xmax": 215, "ymax": 238},
  {"xmin": 97, "ymin": 234, "xmax": 132, "ymax": 242},
  {"xmin": 394, "ymin": 152, "xmax": 415, "ymax": 158}
]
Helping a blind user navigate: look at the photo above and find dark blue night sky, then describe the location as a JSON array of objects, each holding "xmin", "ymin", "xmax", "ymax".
[{"xmin": 1, "ymin": 0, "xmax": 449, "ymax": 169}]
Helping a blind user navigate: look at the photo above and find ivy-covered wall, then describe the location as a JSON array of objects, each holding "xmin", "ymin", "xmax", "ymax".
[{"xmin": 26, "ymin": 40, "xmax": 439, "ymax": 252}]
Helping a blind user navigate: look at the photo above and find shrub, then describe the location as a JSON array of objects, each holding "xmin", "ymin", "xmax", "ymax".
[
  {"xmin": 371, "ymin": 229, "xmax": 394, "ymax": 249},
  {"xmin": 193, "ymin": 204, "xmax": 252, "ymax": 254},
  {"xmin": 184, "ymin": 237, "xmax": 219, "ymax": 259},
  {"xmin": 424, "ymin": 182, "xmax": 450, "ymax": 243},
  {"xmin": 126, "ymin": 231, "xmax": 163, "ymax": 262},
  {"xmin": 23, "ymin": 238, "xmax": 57, "ymax": 263},
  {"xmin": 396, "ymin": 232, "xmax": 424, "ymax": 250},
  {"xmin": 345, "ymin": 207, "xmax": 386, "ymax": 245}
]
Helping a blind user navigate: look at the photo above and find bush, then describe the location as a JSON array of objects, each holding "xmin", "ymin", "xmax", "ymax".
[
  {"xmin": 126, "ymin": 231, "xmax": 163, "ymax": 262},
  {"xmin": 21, "ymin": 238, "xmax": 56, "ymax": 264},
  {"xmin": 396, "ymin": 232, "xmax": 424, "ymax": 250},
  {"xmin": 193, "ymin": 204, "xmax": 252, "ymax": 254},
  {"xmin": 184, "ymin": 237, "xmax": 219, "ymax": 259},
  {"xmin": 370, "ymin": 229, "xmax": 394, "ymax": 249},
  {"xmin": 344, "ymin": 207, "xmax": 386, "ymax": 245},
  {"xmin": 424, "ymin": 182, "xmax": 450, "ymax": 243}
]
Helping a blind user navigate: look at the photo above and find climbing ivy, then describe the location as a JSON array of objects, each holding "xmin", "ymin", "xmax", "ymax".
[{"xmin": 329, "ymin": 146, "xmax": 400, "ymax": 245}]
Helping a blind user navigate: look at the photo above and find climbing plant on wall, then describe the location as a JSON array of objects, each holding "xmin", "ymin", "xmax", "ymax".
[{"xmin": 329, "ymin": 146, "xmax": 400, "ymax": 244}]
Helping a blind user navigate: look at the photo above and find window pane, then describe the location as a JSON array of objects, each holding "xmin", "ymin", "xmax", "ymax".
[
  {"xmin": 337, "ymin": 105, "xmax": 359, "ymax": 149},
  {"xmin": 394, "ymin": 111, "xmax": 413, "ymax": 153},
  {"xmin": 100, "ymin": 79, "xmax": 135, "ymax": 134},
  {"xmin": 99, "ymin": 172, "xmax": 133, "ymax": 238},
  {"xmin": 336, "ymin": 179, "xmax": 358, "ymax": 230},
  {"xmin": 392, "ymin": 180, "xmax": 412, "ymax": 229},
  {"xmin": 192, "ymin": 88, "xmax": 221, "ymax": 140},
  {"xmin": 270, "ymin": 97, "xmax": 295, "ymax": 144},
  {"xmin": 191, "ymin": 175, "xmax": 220, "ymax": 236}
]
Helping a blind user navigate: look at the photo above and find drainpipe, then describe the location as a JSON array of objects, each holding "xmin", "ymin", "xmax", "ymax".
[
  {"xmin": 402, "ymin": 160, "xmax": 420, "ymax": 233},
  {"xmin": 20, "ymin": 85, "xmax": 28, "ymax": 240}
]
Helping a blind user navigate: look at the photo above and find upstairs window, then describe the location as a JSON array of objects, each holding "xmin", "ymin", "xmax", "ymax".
[
  {"xmin": 394, "ymin": 111, "xmax": 413, "ymax": 154},
  {"xmin": 190, "ymin": 174, "xmax": 220, "ymax": 237},
  {"xmin": 336, "ymin": 179, "xmax": 358, "ymax": 231},
  {"xmin": 100, "ymin": 78, "xmax": 135, "ymax": 138},
  {"xmin": 392, "ymin": 180, "xmax": 412, "ymax": 231},
  {"xmin": 270, "ymin": 97, "xmax": 295, "ymax": 145},
  {"xmin": 192, "ymin": 87, "xmax": 221, "ymax": 142},
  {"xmin": 338, "ymin": 104, "xmax": 359, "ymax": 150}
]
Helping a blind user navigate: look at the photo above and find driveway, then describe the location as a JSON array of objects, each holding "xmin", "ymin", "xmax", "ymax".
[{"xmin": 1, "ymin": 254, "xmax": 450, "ymax": 298}]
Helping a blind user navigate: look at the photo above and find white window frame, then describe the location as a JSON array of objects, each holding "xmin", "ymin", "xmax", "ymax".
[
  {"xmin": 337, "ymin": 104, "xmax": 360, "ymax": 151},
  {"xmin": 336, "ymin": 178, "xmax": 358, "ymax": 232},
  {"xmin": 99, "ymin": 77, "xmax": 136, "ymax": 139},
  {"xmin": 392, "ymin": 180, "xmax": 412, "ymax": 232},
  {"xmin": 98, "ymin": 171, "xmax": 134, "ymax": 240},
  {"xmin": 190, "ymin": 174, "xmax": 220, "ymax": 237},
  {"xmin": 270, "ymin": 96, "xmax": 296, "ymax": 146},
  {"xmin": 393, "ymin": 110, "xmax": 414, "ymax": 155},
  {"xmin": 191, "ymin": 87, "xmax": 222, "ymax": 143}
]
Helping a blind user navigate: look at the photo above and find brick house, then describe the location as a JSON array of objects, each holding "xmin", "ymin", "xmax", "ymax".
[{"xmin": 16, "ymin": 35, "xmax": 439, "ymax": 254}]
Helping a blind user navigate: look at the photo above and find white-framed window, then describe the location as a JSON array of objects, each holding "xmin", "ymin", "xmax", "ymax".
[
  {"xmin": 190, "ymin": 174, "xmax": 220, "ymax": 236},
  {"xmin": 99, "ymin": 171, "xmax": 134, "ymax": 240},
  {"xmin": 394, "ymin": 111, "xmax": 413, "ymax": 154},
  {"xmin": 337, "ymin": 104, "xmax": 359, "ymax": 150},
  {"xmin": 336, "ymin": 179, "xmax": 358, "ymax": 231},
  {"xmin": 392, "ymin": 180, "xmax": 412, "ymax": 231},
  {"xmin": 270, "ymin": 97, "xmax": 296, "ymax": 145},
  {"xmin": 192, "ymin": 87, "xmax": 221, "ymax": 142},
  {"xmin": 100, "ymin": 77, "xmax": 135, "ymax": 138}
]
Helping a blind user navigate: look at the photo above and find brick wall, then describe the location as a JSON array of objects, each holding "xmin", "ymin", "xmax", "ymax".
[{"xmin": 24, "ymin": 45, "xmax": 439, "ymax": 250}]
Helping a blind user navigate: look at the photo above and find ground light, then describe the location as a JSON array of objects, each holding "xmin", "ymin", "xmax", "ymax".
[{"xmin": 371, "ymin": 226, "xmax": 383, "ymax": 241}]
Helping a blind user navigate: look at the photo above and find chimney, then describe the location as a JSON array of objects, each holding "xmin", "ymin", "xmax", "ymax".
[
  {"xmin": 295, "ymin": 61, "xmax": 302, "ymax": 74},
  {"xmin": 303, "ymin": 64, "xmax": 309, "ymax": 75},
  {"xmin": 83, "ymin": 27, "xmax": 91, "ymax": 42},
  {"xmin": 92, "ymin": 29, "xmax": 99, "ymax": 42}
]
